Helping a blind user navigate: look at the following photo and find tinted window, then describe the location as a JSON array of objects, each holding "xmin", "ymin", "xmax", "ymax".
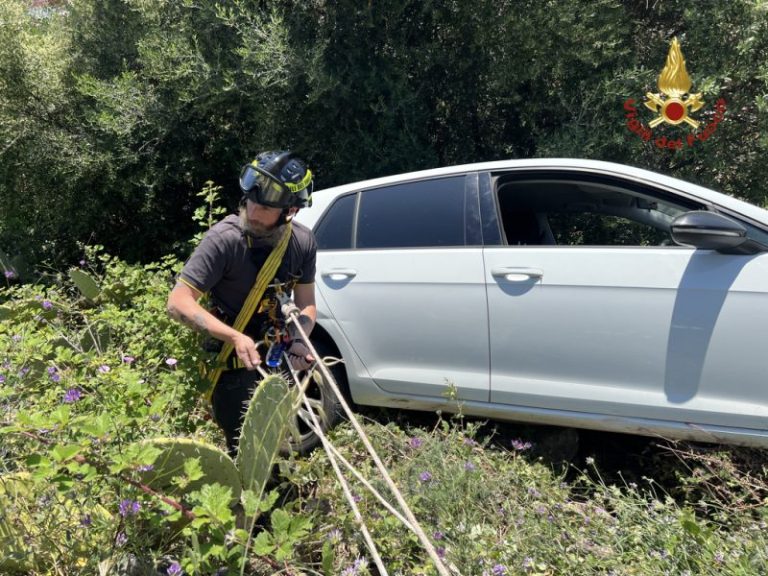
[
  {"xmin": 315, "ymin": 193, "xmax": 356, "ymax": 250},
  {"xmin": 357, "ymin": 176, "xmax": 466, "ymax": 248}
]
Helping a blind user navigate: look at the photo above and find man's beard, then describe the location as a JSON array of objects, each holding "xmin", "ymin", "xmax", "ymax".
[{"xmin": 239, "ymin": 206, "xmax": 286, "ymax": 246}]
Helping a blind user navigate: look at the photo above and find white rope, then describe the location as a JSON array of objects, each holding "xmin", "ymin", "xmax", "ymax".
[
  {"xmin": 299, "ymin": 389, "xmax": 389, "ymax": 575},
  {"xmin": 281, "ymin": 299, "xmax": 452, "ymax": 576},
  {"xmin": 297, "ymin": 407, "xmax": 415, "ymax": 531}
]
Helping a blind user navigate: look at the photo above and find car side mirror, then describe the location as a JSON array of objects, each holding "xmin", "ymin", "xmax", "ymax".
[{"xmin": 670, "ymin": 211, "xmax": 748, "ymax": 252}]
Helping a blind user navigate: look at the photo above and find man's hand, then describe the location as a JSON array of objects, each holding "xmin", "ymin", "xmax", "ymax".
[
  {"xmin": 232, "ymin": 333, "xmax": 261, "ymax": 370},
  {"xmin": 287, "ymin": 339, "xmax": 315, "ymax": 371}
]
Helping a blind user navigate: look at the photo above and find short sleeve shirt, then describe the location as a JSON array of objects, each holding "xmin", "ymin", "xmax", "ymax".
[{"xmin": 179, "ymin": 214, "xmax": 316, "ymax": 336}]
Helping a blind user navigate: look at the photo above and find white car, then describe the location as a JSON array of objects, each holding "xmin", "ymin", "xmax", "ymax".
[{"xmin": 295, "ymin": 159, "xmax": 768, "ymax": 448}]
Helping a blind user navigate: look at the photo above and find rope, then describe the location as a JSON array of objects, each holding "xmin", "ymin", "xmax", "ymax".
[
  {"xmin": 202, "ymin": 223, "xmax": 292, "ymax": 402},
  {"xmin": 299, "ymin": 389, "xmax": 389, "ymax": 575},
  {"xmin": 282, "ymin": 299, "xmax": 453, "ymax": 576}
]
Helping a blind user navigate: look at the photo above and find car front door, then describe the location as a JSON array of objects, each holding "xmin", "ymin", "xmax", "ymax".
[
  {"xmin": 315, "ymin": 174, "xmax": 490, "ymax": 402},
  {"xmin": 482, "ymin": 170, "xmax": 768, "ymax": 431}
]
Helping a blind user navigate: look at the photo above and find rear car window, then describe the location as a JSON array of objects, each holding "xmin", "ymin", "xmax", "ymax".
[
  {"xmin": 315, "ymin": 193, "xmax": 356, "ymax": 250},
  {"xmin": 356, "ymin": 176, "xmax": 466, "ymax": 248}
]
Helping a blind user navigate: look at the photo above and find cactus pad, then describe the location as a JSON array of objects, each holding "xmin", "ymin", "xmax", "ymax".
[
  {"xmin": 0, "ymin": 473, "xmax": 33, "ymax": 572},
  {"xmin": 236, "ymin": 374, "xmax": 297, "ymax": 500},
  {"xmin": 68, "ymin": 268, "xmax": 101, "ymax": 302},
  {"xmin": 137, "ymin": 437, "xmax": 241, "ymax": 506}
]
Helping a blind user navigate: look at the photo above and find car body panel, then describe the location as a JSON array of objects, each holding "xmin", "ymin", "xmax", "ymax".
[{"xmin": 317, "ymin": 248, "xmax": 490, "ymax": 402}]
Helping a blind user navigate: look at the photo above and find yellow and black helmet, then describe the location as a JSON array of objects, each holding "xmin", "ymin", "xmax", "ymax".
[{"xmin": 239, "ymin": 150, "xmax": 313, "ymax": 209}]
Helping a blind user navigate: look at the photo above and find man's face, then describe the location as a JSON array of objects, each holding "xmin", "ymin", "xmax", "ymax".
[
  {"xmin": 241, "ymin": 200, "xmax": 299, "ymax": 240},
  {"xmin": 245, "ymin": 199, "xmax": 283, "ymax": 231}
]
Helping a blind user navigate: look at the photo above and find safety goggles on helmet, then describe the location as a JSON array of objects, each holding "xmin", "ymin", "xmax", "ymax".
[{"xmin": 239, "ymin": 162, "xmax": 314, "ymax": 209}]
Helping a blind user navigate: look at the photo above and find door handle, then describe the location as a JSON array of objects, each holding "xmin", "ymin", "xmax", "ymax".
[
  {"xmin": 491, "ymin": 267, "xmax": 543, "ymax": 281},
  {"xmin": 321, "ymin": 268, "xmax": 357, "ymax": 281}
]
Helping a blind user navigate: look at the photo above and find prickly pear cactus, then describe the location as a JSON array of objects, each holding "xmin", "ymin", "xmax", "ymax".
[
  {"xmin": 138, "ymin": 438, "xmax": 241, "ymax": 506},
  {"xmin": 236, "ymin": 374, "xmax": 297, "ymax": 501},
  {"xmin": 68, "ymin": 268, "xmax": 101, "ymax": 302},
  {"xmin": 0, "ymin": 473, "xmax": 33, "ymax": 573}
]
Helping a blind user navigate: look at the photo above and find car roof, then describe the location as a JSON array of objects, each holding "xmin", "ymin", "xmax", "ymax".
[{"xmin": 295, "ymin": 158, "xmax": 768, "ymax": 229}]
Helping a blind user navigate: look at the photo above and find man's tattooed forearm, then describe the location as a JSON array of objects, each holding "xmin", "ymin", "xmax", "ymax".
[{"xmin": 167, "ymin": 305, "xmax": 209, "ymax": 334}]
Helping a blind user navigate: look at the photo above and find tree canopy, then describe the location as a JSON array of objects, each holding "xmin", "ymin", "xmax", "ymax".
[{"xmin": 1, "ymin": 0, "xmax": 767, "ymax": 270}]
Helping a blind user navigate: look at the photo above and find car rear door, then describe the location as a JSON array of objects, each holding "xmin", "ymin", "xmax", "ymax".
[
  {"xmin": 482, "ymin": 170, "xmax": 768, "ymax": 431},
  {"xmin": 313, "ymin": 174, "xmax": 490, "ymax": 402}
]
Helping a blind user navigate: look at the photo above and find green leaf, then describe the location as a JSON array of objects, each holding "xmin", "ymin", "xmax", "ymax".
[
  {"xmin": 322, "ymin": 539, "xmax": 335, "ymax": 576},
  {"xmin": 51, "ymin": 444, "xmax": 81, "ymax": 462},
  {"xmin": 251, "ymin": 531, "xmax": 275, "ymax": 556},
  {"xmin": 271, "ymin": 508, "xmax": 291, "ymax": 535}
]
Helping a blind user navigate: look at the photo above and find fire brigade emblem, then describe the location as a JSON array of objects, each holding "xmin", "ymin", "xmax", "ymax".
[{"xmin": 644, "ymin": 38, "xmax": 704, "ymax": 129}]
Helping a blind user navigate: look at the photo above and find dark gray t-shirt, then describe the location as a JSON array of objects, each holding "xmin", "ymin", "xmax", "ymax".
[{"xmin": 179, "ymin": 214, "xmax": 316, "ymax": 336}]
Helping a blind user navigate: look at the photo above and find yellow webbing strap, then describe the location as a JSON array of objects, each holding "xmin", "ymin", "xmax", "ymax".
[{"xmin": 202, "ymin": 222, "xmax": 292, "ymax": 402}]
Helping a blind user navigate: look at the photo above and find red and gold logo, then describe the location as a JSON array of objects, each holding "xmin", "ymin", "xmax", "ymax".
[{"xmin": 624, "ymin": 37, "xmax": 725, "ymax": 149}]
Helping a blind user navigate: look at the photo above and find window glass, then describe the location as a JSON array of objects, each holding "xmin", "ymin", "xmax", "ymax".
[
  {"xmin": 315, "ymin": 193, "xmax": 356, "ymax": 250},
  {"xmin": 494, "ymin": 176, "xmax": 700, "ymax": 247},
  {"xmin": 357, "ymin": 176, "xmax": 466, "ymax": 248}
]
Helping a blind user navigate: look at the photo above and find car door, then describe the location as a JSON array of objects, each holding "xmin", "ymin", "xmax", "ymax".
[
  {"xmin": 482, "ymin": 170, "xmax": 768, "ymax": 431},
  {"xmin": 314, "ymin": 174, "xmax": 490, "ymax": 402}
]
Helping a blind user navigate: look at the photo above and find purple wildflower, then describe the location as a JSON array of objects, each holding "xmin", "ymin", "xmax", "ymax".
[
  {"xmin": 714, "ymin": 551, "xmax": 725, "ymax": 564},
  {"xmin": 352, "ymin": 494, "xmax": 362, "ymax": 503},
  {"xmin": 51, "ymin": 373, "xmax": 61, "ymax": 383},
  {"xmin": 18, "ymin": 367, "xmax": 29, "ymax": 377},
  {"xmin": 492, "ymin": 565, "xmax": 507, "ymax": 575},
  {"xmin": 433, "ymin": 530, "xmax": 444, "ymax": 540},
  {"xmin": 419, "ymin": 471, "xmax": 433, "ymax": 482},
  {"xmin": 98, "ymin": 364, "xmax": 110, "ymax": 373},
  {"xmin": 408, "ymin": 437, "xmax": 424, "ymax": 449},
  {"xmin": 137, "ymin": 464, "xmax": 154, "ymax": 472},
  {"xmin": 464, "ymin": 461, "xmax": 476, "ymax": 471},
  {"xmin": 527, "ymin": 487, "xmax": 541, "ymax": 498},
  {"xmin": 327, "ymin": 528, "xmax": 342, "ymax": 542},
  {"xmin": 535, "ymin": 504, "xmax": 547, "ymax": 515},
  {"xmin": 118, "ymin": 499, "xmax": 141, "ymax": 517},
  {"xmin": 0, "ymin": 375, "xmax": 5, "ymax": 384},
  {"xmin": 463, "ymin": 437, "xmax": 477, "ymax": 446},
  {"xmin": 165, "ymin": 357, "xmax": 178, "ymax": 367},
  {"xmin": 150, "ymin": 414, "xmax": 162, "ymax": 422},
  {"xmin": 511, "ymin": 439, "xmax": 532, "ymax": 451},
  {"xmin": 47, "ymin": 366, "xmax": 57, "ymax": 375},
  {"xmin": 4, "ymin": 270, "xmax": 16, "ymax": 279},
  {"xmin": 12, "ymin": 334, "xmax": 21, "ymax": 342},
  {"xmin": 80, "ymin": 514, "xmax": 92, "ymax": 527},
  {"xmin": 122, "ymin": 355, "xmax": 135, "ymax": 364},
  {"xmin": 436, "ymin": 546, "xmax": 446, "ymax": 559},
  {"xmin": 167, "ymin": 561, "xmax": 183, "ymax": 576},
  {"xmin": 63, "ymin": 388, "xmax": 82, "ymax": 403},
  {"xmin": 115, "ymin": 532, "xmax": 127, "ymax": 547},
  {"xmin": 79, "ymin": 259, "xmax": 86, "ymax": 267},
  {"xmin": 42, "ymin": 300, "xmax": 53, "ymax": 310}
]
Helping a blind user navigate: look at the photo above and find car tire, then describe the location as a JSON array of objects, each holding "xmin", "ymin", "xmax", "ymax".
[{"xmin": 284, "ymin": 337, "xmax": 346, "ymax": 455}]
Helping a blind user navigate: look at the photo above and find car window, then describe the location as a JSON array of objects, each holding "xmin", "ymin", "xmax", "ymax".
[
  {"xmin": 493, "ymin": 175, "xmax": 702, "ymax": 247},
  {"xmin": 356, "ymin": 176, "xmax": 466, "ymax": 248},
  {"xmin": 315, "ymin": 193, "xmax": 356, "ymax": 250}
]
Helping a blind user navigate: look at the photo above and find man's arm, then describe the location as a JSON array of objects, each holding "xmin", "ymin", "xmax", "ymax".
[
  {"xmin": 166, "ymin": 281, "xmax": 262, "ymax": 370},
  {"xmin": 292, "ymin": 282, "xmax": 317, "ymax": 337}
]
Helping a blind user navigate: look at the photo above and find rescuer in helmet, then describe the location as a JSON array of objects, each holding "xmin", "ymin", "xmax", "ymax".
[{"xmin": 167, "ymin": 150, "xmax": 316, "ymax": 453}]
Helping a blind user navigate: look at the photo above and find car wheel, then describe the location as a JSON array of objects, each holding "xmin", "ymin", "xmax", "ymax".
[{"xmin": 284, "ymin": 338, "xmax": 346, "ymax": 455}]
